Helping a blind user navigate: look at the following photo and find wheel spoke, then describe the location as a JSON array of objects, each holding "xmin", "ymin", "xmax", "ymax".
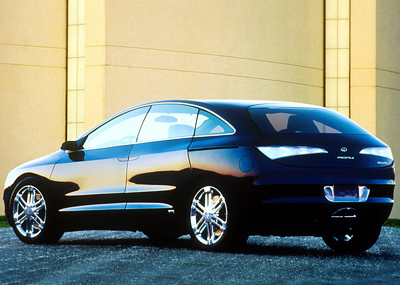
[
  {"xmin": 211, "ymin": 216, "xmax": 227, "ymax": 231},
  {"xmin": 25, "ymin": 218, "xmax": 33, "ymax": 238},
  {"xmin": 192, "ymin": 200, "xmax": 205, "ymax": 214},
  {"xmin": 31, "ymin": 214, "xmax": 45, "ymax": 230},
  {"xmin": 15, "ymin": 194, "xmax": 27, "ymax": 210},
  {"xmin": 192, "ymin": 201, "xmax": 206, "ymax": 213},
  {"xmin": 195, "ymin": 219, "xmax": 207, "ymax": 235},
  {"xmin": 194, "ymin": 216, "xmax": 205, "ymax": 230},
  {"xmin": 15, "ymin": 212, "xmax": 27, "ymax": 225},
  {"xmin": 203, "ymin": 187, "xmax": 212, "ymax": 208},
  {"xmin": 33, "ymin": 198, "xmax": 45, "ymax": 212},
  {"xmin": 27, "ymin": 191, "xmax": 34, "ymax": 206},
  {"xmin": 211, "ymin": 226, "xmax": 217, "ymax": 244},
  {"xmin": 206, "ymin": 222, "xmax": 212, "ymax": 245},
  {"xmin": 212, "ymin": 198, "xmax": 225, "ymax": 213}
]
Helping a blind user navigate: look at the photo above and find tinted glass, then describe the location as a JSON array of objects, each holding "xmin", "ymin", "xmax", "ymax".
[
  {"xmin": 195, "ymin": 110, "xmax": 234, "ymax": 136},
  {"xmin": 249, "ymin": 108, "xmax": 369, "ymax": 134},
  {"xmin": 83, "ymin": 106, "xmax": 149, "ymax": 149},
  {"xmin": 137, "ymin": 104, "xmax": 198, "ymax": 142}
]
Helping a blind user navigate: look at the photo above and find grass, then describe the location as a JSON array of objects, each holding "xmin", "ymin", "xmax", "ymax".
[
  {"xmin": 0, "ymin": 216, "xmax": 9, "ymax": 227},
  {"xmin": 0, "ymin": 215, "xmax": 399, "ymax": 229},
  {"xmin": 383, "ymin": 219, "xmax": 400, "ymax": 229}
]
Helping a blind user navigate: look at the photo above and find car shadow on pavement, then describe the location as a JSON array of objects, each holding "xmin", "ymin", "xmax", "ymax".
[{"xmin": 57, "ymin": 233, "xmax": 397, "ymax": 260}]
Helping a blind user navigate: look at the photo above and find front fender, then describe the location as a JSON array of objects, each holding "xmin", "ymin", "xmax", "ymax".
[{"xmin": 4, "ymin": 150, "xmax": 66, "ymax": 190}]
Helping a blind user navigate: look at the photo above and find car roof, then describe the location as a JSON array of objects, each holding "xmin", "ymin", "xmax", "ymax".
[{"xmin": 145, "ymin": 99, "xmax": 321, "ymax": 110}]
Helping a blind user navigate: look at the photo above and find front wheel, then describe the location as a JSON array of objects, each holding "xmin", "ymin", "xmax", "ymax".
[
  {"xmin": 322, "ymin": 224, "xmax": 381, "ymax": 253},
  {"xmin": 9, "ymin": 177, "xmax": 63, "ymax": 244},
  {"xmin": 188, "ymin": 179, "xmax": 248, "ymax": 251}
]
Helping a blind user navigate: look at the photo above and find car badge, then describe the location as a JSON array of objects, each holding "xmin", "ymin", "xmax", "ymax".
[{"xmin": 340, "ymin": 147, "xmax": 348, "ymax": 152}]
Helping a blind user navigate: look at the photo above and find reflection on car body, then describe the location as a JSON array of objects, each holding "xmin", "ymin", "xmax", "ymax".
[{"xmin": 3, "ymin": 100, "xmax": 395, "ymax": 253}]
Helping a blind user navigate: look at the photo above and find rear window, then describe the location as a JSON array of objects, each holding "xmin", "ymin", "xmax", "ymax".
[{"xmin": 249, "ymin": 108, "xmax": 369, "ymax": 134}]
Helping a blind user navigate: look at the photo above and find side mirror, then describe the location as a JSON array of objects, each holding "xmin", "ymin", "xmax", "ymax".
[{"xmin": 61, "ymin": 141, "xmax": 80, "ymax": 152}]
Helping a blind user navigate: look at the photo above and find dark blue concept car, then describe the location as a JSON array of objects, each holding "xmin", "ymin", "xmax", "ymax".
[{"xmin": 3, "ymin": 100, "xmax": 395, "ymax": 252}]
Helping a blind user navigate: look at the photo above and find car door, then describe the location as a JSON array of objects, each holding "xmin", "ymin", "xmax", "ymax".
[
  {"xmin": 125, "ymin": 104, "xmax": 198, "ymax": 212},
  {"xmin": 51, "ymin": 106, "xmax": 149, "ymax": 212}
]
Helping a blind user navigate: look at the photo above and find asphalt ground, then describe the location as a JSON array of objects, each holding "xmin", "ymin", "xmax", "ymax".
[{"xmin": 1, "ymin": 227, "xmax": 400, "ymax": 284}]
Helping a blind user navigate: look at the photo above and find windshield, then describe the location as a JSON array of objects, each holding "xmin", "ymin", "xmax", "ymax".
[{"xmin": 249, "ymin": 107, "xmax": 369, "ymax": 135}]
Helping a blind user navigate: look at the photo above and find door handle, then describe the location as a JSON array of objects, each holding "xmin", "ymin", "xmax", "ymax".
[
  {"xmin": 129, "ymin": 155, "xmax": 139, "ymax": 161},
  {"xmin": 118, "ymin": 156, "xmax": 139, "ymax": 162}
]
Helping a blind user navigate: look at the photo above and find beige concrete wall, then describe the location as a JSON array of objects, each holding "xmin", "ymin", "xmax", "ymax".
[
  {"xmin": 85, "ymin": 0, "xmax": 106, "ymax": 131},
  {"xmin": 0, "ymin": 1, "xmax": 67, "ymax": 215},
  {"xmin": 376, "ymin": 0, "xmax": 400, "ymax": 218},
  {"xmin": 67, "ymin": 0, "xmax": 86, "ymax": 140},
  {"xmin": 84, "ymin": 0, "xmax": 325, "ymax": 122},
  {"xmin": 350, "ymin": 0, "xmax": 377, "ymax": 134}
]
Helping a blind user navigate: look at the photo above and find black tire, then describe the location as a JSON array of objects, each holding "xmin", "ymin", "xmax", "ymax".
[
  {"xmin": 9, "ymin": 177, "xmax": 63, "ymax": 244},
  {"xmin": 188, "ymin": 179, "xmax": 248, "ymax": 251},
  {"xmin": 322, "ymin": 224, "xmax": 381, "ymax": 253}
]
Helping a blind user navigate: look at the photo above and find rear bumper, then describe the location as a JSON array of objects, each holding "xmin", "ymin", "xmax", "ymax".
[{"xmin": 248, "ymin": 183, "xmax": 394, "ymax": 237}]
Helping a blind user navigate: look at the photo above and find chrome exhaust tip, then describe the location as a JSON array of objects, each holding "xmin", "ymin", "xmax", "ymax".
[{"xmin": 331, "ymin": 207, "xmax": 356, "ymax": 219}]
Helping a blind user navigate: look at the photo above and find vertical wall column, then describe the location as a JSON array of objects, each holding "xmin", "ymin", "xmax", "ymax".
[
  {"xmin": 349, "ymin": 0, "xmax": 377, "ymax": 134},
  {"xmin": 325, "ymin": 0, "xmax": 350, "ymax": 116},
  {"xmin": 84, "ymin": 0, "xmax": 106, "ymax": 131},
  {"xmin": 67, "ymin": 0, "xmax": 86, "ymax": 140}
]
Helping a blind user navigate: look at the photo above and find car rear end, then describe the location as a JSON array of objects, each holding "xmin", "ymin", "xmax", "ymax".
[{"xmin": 247, "ymin": 103, "xmax": 394, "ymax": 250}]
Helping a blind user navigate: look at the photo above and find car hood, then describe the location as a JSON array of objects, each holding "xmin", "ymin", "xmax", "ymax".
[{"xmin": 255, "ymin": 134, "xmax": 393, "ymax": 168}]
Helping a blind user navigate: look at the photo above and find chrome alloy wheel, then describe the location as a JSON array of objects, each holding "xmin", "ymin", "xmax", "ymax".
[
  {"xmin": 190, "ymin": 186, "xmax": 228, "ymax": 246},
  {"xmin": 12, "ymin": 185, "xmax": 47, "ymax": 239}
]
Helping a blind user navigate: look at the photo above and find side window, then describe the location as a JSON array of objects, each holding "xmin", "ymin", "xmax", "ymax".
[
  {"xmin": 195, "ymin": 110, "xmax": 234, "ymax": 136},
  {"xmin": 83, "ymin": 106, "xmax": 149, "ymax": 149},
  {"xmin": 137, "ymin": 104, "xmax": 198, "ymax": 142}
]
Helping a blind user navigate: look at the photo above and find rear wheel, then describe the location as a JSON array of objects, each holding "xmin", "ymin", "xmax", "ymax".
[
  {"xmin": 322, "ymin": 224, "xmax": 381, "ymax": 253},
  {"xmin": 188, "ymin": 179, "xmax": 248, "ymax": 251},
  {"xmin": 9, "ymin": 177, "xmax": 63, "ymax": 244}
]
